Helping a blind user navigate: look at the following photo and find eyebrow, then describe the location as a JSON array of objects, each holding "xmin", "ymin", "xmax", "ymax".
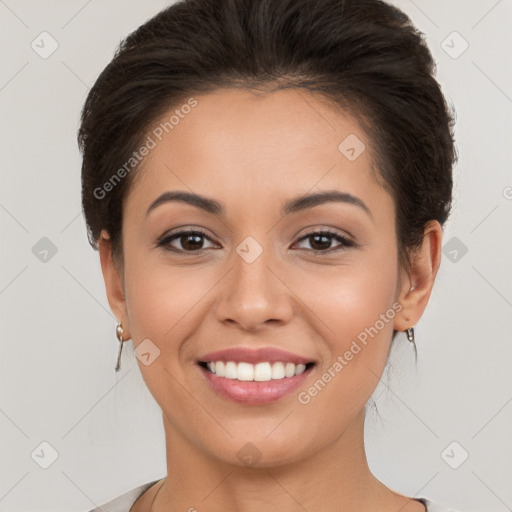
[{"xmin": 146, "ymin": 190, "xmax": 372, "ymax": 219}]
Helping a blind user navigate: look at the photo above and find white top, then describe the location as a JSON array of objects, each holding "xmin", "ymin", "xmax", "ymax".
[{"xmin": 87, "ymin": 480, "xmax": 461, "ymax": 512}]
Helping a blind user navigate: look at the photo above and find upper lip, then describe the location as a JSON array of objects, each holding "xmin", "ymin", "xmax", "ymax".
[{"xmin": 198, "ymin": 347, "xmax": 315, "ymax": 365}]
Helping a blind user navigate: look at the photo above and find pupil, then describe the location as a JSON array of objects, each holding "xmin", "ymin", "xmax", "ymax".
[
  {"xmin": 179, "ymin": 233, "xmax": 334, "ymax": 251},
  {"xmin": 183, "ymin": 234, "xmax": 203, "ymax": 250},
  {"xmin": 311, "ymin": 234, "xmax": 331, "ymax": 251}
]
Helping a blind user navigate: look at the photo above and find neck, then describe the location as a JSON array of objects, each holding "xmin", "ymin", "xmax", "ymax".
[{"xmin": 152, "ymin": 408, "xmax": 397, "ymax": 512}]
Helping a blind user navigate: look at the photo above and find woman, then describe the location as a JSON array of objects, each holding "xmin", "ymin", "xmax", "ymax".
[{"xmin": 80, "ymin": 0, "xmax": 459, "ymax": 510}]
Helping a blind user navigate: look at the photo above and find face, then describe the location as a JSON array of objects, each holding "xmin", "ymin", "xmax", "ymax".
[{"xmin": 101, "ymin": 88, "xmax": 435, "ymax": 468}]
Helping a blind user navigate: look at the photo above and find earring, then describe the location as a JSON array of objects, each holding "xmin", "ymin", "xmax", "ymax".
[
  {"xmin": 115, "ymin": 323, "xmax": 125, "ymax": 372},
  {"xmin": 406, "ymin": 326, "xmax": 415, "ymax": 343}
]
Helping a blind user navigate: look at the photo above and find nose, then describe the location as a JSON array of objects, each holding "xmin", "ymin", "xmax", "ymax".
[{"xmin": 214, "ymin": 243, "xmax": 294, "ymax": 332}]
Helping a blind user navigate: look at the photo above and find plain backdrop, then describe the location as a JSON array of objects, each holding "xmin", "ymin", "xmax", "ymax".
[{"xmin": 0, "ymin": 1, "xmax": 511, "ymax": 511}]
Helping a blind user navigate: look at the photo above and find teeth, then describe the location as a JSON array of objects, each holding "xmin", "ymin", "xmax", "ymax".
[
  {"xmin": 271, "ymin": 361, "xmax": 285, "ymax": 380},
  {"xmin": 284, "ymin": 362, "xmax": 295, "ymax": 378},
  {"xmin": 225, "ymin": 361, "xmax": 237, "ymax": 379},
  {"xmin": 237, "ymin": 362, "xmax": 254, "ymax": 381},
  {"xmin": 215, "ymin": 361, "xmax": 225, "ymax": 377},
  {"xmin": 204, "ymin": 360, "xmax": 310, "ymax": 381},
  {"xmin": 254, "ymin": 362, "xmax": 272, "ymax": 381},
  {"xmin": 295, "ymin": 364, "xmax": 306, "ymax": 375}
]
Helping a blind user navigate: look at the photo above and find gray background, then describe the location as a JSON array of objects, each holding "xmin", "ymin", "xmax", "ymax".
[{"xmin": 1, "ymin": 0, "xmax": 511, "ymax": 511}]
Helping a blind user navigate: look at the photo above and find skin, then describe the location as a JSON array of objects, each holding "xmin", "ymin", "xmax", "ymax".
[{"xmin": 99, "ymin": 88, "xmax": 442, "ymax": 512}]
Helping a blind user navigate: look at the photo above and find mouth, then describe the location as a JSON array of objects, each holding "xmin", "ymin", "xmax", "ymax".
[
  {"xmin": 196, "ymin": 347, "xmax": 316, "ymax": 405},
  {"xmin": 198, "ymin": 360, "xmax": 315, "ymax": 381}
]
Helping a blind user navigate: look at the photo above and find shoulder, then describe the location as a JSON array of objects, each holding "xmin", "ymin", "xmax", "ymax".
[
  {"xmin": 86, "ymin": 479, "xmax": 161, "ymax": 512},
  {"xmin": 85, "ymin": 486, "xmax": 460, "ymax": 512},
  {"xmin": 417, "ymin": 496, "xmax": 461, "ymax": 512}
]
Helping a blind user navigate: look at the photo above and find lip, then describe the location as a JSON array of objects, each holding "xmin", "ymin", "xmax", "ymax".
[
  {"xmin": 198, "ymin": 346, "xmax": 315, "ymax": 365},
  {"xmin": 199, "ymin": 363, "xmax": 314, "ymax": 405}
]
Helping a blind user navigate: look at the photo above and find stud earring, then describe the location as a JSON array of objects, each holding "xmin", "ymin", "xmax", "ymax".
[
  {"xmin": 115, "ymin": 323, "xmax": 126, "ymax": 372},
  {"xmin": 406, "ymin": 326, "xmax": 415, "ymax": 343}
]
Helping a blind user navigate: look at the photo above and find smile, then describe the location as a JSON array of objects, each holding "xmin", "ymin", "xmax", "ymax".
[
  {"xmin": 199, "ymin": 360, "xmax": 314, "ymax": 381},
  {"xmin": 196, "ymin": 347, "xmax": 317, "ymax": 405}
]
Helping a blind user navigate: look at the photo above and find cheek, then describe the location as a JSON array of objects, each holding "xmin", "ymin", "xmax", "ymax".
[
  {"xmin": 122, "ymin": 255, "xmax": 212, "ymax": 412},
  {"xmin": 328, "ymin": 265, "xmax": 398, "ymax": 349},
  {"xmin": 126, "ymin": 258, "xmax": 204, "ymax": 345},
  {"xmin": 123, "ymin": 250, "xmax": 217, "ymax": 358},
  {"xmin": 296, "ymin": 246, "xmax": 398, "ymax": 346},
  {"xmin": 296, "ymin": 249, "xmax": 399, "ymax": 404}
]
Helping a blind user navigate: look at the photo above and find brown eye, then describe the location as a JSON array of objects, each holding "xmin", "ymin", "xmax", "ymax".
[
  {"xmin": 294, "ymin": 231, "xmax": 354, "ymax": 253},
  {"xmin": 158, "ymin": 229, "xmax": 218, "ymax": 252}
]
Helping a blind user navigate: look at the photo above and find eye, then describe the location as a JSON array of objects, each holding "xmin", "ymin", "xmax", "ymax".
[
  {"xmin": 157, "ymin": 228, "xmax": 355, "ymax": 254},
  {"xmin": 157, "ymin": 229, "xmax": 218, "ymax": 252},
  {"xmin": 293, "ymin": 230, "xmax": 354, "ymax": 253}
]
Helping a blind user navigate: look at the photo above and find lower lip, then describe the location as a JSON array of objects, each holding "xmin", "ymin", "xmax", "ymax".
[{"xmin": 199, "ymin": 365, "xmax": 312, "ymax": 405}]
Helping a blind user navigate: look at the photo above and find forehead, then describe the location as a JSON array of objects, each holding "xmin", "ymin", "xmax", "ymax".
[{"xmin": 127, "ymin": 88, "xmax": 390, "ymax": 217}]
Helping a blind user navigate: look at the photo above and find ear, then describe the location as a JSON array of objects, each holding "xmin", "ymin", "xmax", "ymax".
[
  {"xmin": 393, "ymin": 220, "xmax": 443, "ymax": 332},
  {"xmin": 98, "ymin": 229, "xmax": 131, "ymax": 340}
]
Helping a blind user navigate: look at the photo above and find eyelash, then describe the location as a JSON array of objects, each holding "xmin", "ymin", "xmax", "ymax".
[{"xmin": 157, "ymin": 228, "xmax": 355, "ymax": 254}]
